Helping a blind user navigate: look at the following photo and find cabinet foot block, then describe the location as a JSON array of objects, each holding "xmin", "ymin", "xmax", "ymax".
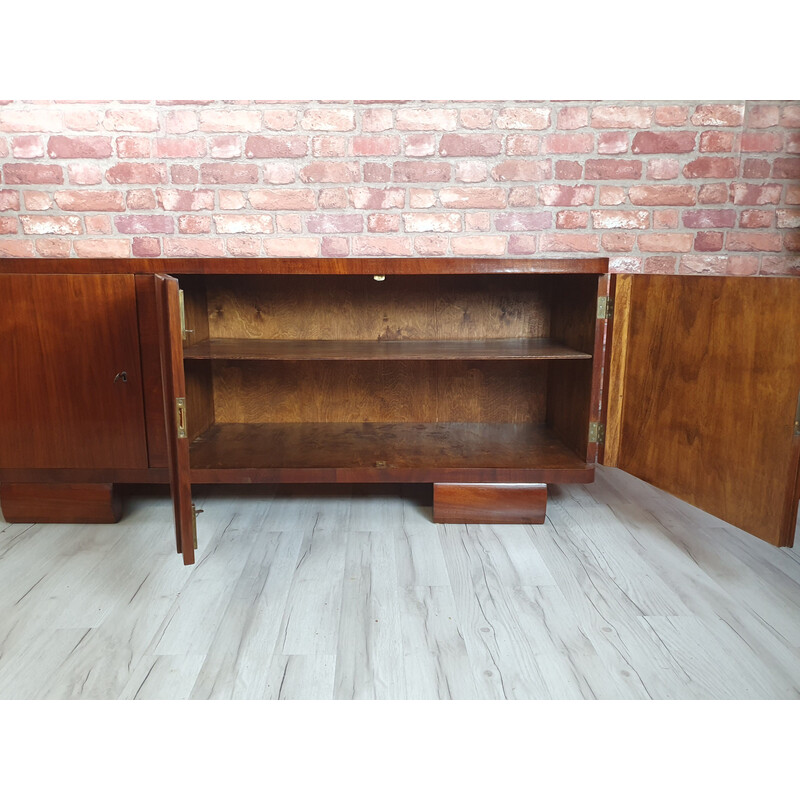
[
  {"xmin": 433, "ymin": 482, "xmax": 547, "ymax": 524},
  {"xmin": 0, "ymin": 483, "xmax": 122, "ymax": 524}
]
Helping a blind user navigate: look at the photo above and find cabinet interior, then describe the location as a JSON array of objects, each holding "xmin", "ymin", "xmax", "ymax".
[{"xmin": 178, "ymin": 273, "xmax": 600, "ymax": 473}]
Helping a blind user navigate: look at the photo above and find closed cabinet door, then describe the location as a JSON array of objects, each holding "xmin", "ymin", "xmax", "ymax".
[{"xmin": 0, "ymin": 274, "xmax": 148, "ymax": 470}]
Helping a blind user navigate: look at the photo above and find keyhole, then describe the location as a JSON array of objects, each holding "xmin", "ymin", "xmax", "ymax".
[{"xmin": 114, "ymin": 371, "xmax": 128, "ymax": 384}]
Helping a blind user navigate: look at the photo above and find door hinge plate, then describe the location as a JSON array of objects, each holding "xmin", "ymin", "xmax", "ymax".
[
  {"xmin": 597, "ymin": 296, "xmax": 614, "ymax": 320},
  {"xmin": 589, "ymin": 422, "xmax": 606, "ymax": 444},
  {"xmin": 176, "ymin": 397, "xmax": 187, "ymax": 439},
  {"xmin": 191, "ymin": 503, "xmax": 203, "ymax": 550},
  {"xmin": 794, "ymin": 390, "xmax": 800, "ymax": 436}
]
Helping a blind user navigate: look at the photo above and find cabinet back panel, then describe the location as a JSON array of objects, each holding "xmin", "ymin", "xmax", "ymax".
[
  {"xmin": 201, "ymin": 275, "xmax": 551, "ymax": 341},
  {"xmin": 210, "ymin": 361, "xmax": 547, "ymax": 424}
]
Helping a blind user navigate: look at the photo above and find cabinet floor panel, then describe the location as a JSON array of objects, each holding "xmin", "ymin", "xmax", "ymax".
[
  {"xmin": 183, "ymin": 338, "xmax": 592, "ymax": 362},
  {"xmin": 188, "ymin": 422, "xmax": 591, "ymax": 483}
]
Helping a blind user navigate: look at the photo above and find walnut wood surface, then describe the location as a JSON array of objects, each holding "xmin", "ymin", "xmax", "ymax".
[
  {"xmin": 609, "ymin": 275, "xmax": 800, "ymax": 547},
  {"xmin": 433, "ymin": 483, "xmax": 547, "ymax": 524},
  {"xmin": 183, "ymin": 337, "xmax": 592, "ymax": 362},
  {"xmin": 0, "ymin": 274, "xmax": 148, "ymax": 470},
  {"xmin": 0, "ymin": 482, "xmax": 121, "ymax": 524}
]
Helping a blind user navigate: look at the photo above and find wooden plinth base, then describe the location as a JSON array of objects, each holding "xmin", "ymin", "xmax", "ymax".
[
  {"xmin": 433, "ymin": 482, "xmax": 547, "ymax": 524},
  {"xmin": 0, "ymin": 483, "xmax": 122, "ymax": 524}
]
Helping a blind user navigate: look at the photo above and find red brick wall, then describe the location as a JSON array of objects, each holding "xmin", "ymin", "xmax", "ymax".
[{"xmin": 0, "ymin": 100, "xmax": 797, "ymax": 274}]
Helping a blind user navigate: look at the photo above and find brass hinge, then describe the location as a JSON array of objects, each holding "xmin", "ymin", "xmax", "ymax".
[
  {"xmin": 597, "ymin": 296, "xmax": 614, "ymax": 320},
  {"xmin": 794, "ymin": 390, "xmax": 800, "ymax": 436},
  {"xmin": 178, "ymin": 289, "xmax": 194, "ymax": 340},
  {"xmin": 176, "ymin": 397, "xmax": 187, "ymax": 439},
  {"xmin": 589, "ymin": 422, "xmax": 606, "ymax": 444},
  {"xmin": 191, "ymin": 503, "xmax": 203, "ymax": 550}
]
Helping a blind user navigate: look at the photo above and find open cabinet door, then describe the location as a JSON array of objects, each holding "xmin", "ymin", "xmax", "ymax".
[
  {"xmin": 604, "ymin": 275, "xmax": 800, "ymax": 547},
  {"xmin": 154, "ymin": 274, "xmax": 197, "ymax": 565}
]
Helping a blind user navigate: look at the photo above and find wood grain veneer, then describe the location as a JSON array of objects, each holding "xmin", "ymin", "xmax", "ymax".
[{"xmin": 433, "ymin": 483, "xmax": 547, "ymax": 524}]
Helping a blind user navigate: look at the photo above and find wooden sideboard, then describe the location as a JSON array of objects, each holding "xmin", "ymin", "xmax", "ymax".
[{"xmin": 1, "ymin": 258, "xmax": 798, "ymax": 565}]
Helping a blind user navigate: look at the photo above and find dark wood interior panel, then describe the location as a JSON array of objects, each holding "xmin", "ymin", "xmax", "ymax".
[{"xmin": 185, "ymin": 361, "xmax": 215, "ymax": 442}]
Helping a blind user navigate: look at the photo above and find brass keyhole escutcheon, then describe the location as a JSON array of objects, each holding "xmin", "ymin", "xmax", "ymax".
[{"xmin": 114, "ymin": 371, "xmax": 128, "ymax": 384}]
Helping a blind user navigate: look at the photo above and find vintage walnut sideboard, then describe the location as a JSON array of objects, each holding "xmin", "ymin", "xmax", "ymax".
[{"xmin": 1, "ymin": 257, "xmax": 798, "ymax": 565}]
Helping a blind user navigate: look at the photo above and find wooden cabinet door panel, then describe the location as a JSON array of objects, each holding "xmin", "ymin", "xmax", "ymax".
[
  {"xmin": 605, "ymin": 275, "xmax": 800, "ymax": 547},
  {"xmin": 0, "ymin": 274, "xmax": 148, "ymax": 470}
]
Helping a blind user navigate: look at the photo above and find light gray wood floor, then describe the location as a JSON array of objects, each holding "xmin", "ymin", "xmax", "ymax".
[{"xmin": 1, "ymin": 466, "xmax": 799, "ymax": 700}]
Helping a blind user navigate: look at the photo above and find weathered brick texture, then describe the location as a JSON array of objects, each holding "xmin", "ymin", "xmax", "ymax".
[{"xmin": 0, "ymin": 100, "xmax": 797, "ymax": 273}]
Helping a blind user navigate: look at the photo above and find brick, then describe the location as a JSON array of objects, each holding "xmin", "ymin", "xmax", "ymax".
[
  {"xmin": 209, "ymin": 135, "xmax": 241, "ymax": 159},
  {"xmin": 116, "ymin": 137, "xmax": 152, "ymax": 158},
  {"xmin": 439, "ymin": 134, "xmax": 502, "ymax": 157},
  {"xmin": 491, "ymin": 160, "xmax": 551, "ymax": 181},
  {"xmin": 465, "ymin": 212, "xmax": 491, "ymax": 231},
  {"xmin": 591, "ymin": 210, "xmax": 649, "ymax": 229},
  {"xmin": 276, "ymin": 214, "xmax": 302, "ymax": 233},
  {"xmin": 556, "ymin": 210, "xmax": 589, "ymax": 229},
  {"xmin": 727, "ymin": 255, "xmax": 760, "ymax": 275},
  {"xmin": 12, "ymin": 135, "xmax": 44, "ymax": 158},
  {"xmin": 178, "ymin": 215, "xmax": 211, "ymax": 234},
  {"xmin": 598, "ymin": 132, "xmax": 628, "ymax": 154},
  {"xmin": 47, "ymin": 135, "xmax": 112, "ymax": 158},
  {"xmin": 163, "ymin": 238, "xmax": 226, "ymax": 257},
  {"xmin": 654, "ymin": 106, "xmax": 688, "ymax": 126},
  {"xmin": 508, "ymin": 187, "xmax": 538, "ymax": 207},
  {"xmin": 601, "ymin": 233, "xmax": 636, "ymax": 252},
  {"xmin": 263, "ymin": 164, "xmax": 296, "ymax": 184},
  {"xmin": 103, "ymin": 109, "xmax": 158, "ymax": 132},
  {"xmin": 0, "ymin": 190, "xmax": 20, "ymax": 211},
  {"xmin": 361, "ymin": 108, "xmax": 393, "ymax": 132},
  {"xmin": 774, "ymin": 158, "xmax": 800, "ymax": 179},
  {"xmin": 459, "ymin": 108, "xmax": 494, "ymax": 129},
  {"xmin": 0, "ymin": 108, "xmax": 62, "ymax": 132},
  {"xmin": 4, "ymin": 163, "xmax": 63, "ymax": 184},
  {"xmin": 456, "ymin": 161, "xmax": 489, "ymax": 183},
  {"xmin": 690, "ymin": 104, "xmax": 745, "ymax": 126},
  {"xmin": 249, "ymin": 189, "xmax": 316, "ymax": 210},
  {"xmin": 115, "ymin": 215, "xmax": 174, "ymax": 234},
  {"xmin": 214, "ymin": 214, "xmax": 274, "ymax": 234},
  {"xmin": 0, "ymin": 217, "xmax": 18, "ymax": 234},
  {"xmin": 777, "ymin": 209, "xmax": 800, "ymax": 228},
  {"xmin": 54, "ymin": 190, "xmax": 125, "ymax": 211},
  {"xmin": 439, "ymin": 187, "xmax": 507, "ymax": 208},
  {"xmin": 321, "ymin": 236, "xmax": 350, "ymax": 256},
  {"xmin": 786, "ymin": 185, "xmax": 800, "ymax": 204},
  {"xmin": 539, "ymin": 233, "xmax": 599, "ymax": 252},
  {"xmin": 349, "ymin": 187, "xmax": 405, "ymax": 209},
  {"xmin": 539, "ymin": 185, "xmax": 595, "ymax": 206},
  {"xmin": 598, "ymin": 186, "xmax": 626, "ymax": 206},
  {"xmin": 73, "ymin": 239, "xmax": 130, "ymax": 258},
  {"xmin": 414, "ymin": 235, "xmax": 449, "ymax": 255},
  {"xmin": 653, "ymin": 209, "xmax": 679, "ymax": 228},
  {"xmin": 584, "ymin": 160, "xmax": 641, "ymax": 180},
  {"xmin": 164, "ymin": 110, "xmax": 198, "ymax": 134},
  {"xmin": 694, "ymin": 231, "xmax": 724, "ymax": 252},
  {"xmin": 155, "ymin": 137, "xmax": 207, "ymax": 158},
  {"xmin": 352, "ymin": 236, "xmax": 413, "ymax": 256},
  {"xmin": 632, "ymin": 131, "xmax": 696, "ymax": 154},
  {"xmin": 363, "ymin": 162, "xmax": 391, "ymax": 182},
  {"xmin": 313, "ymin": 136, "xmax": 348, "ymax": 157},
  {"xmin": 35, "ymin": 238, "xmax": 71, "ymax": 257},
  {"xmin": 64, "ymin": 109, "xmax": 101, "ymax": 131},
  {"xmin": 396, "ymin": 108, "xmax": 458, "ymax": 131},
  {"xmin": 23, "ymin": 191, "xmax": 52, "ymax": 210},
  {"xmin": 494, "ymin": 211, "xmax": 552, "ymax": 231},
  {"xmin": 85, "ymin": 215, "xmax": 112, "ymax": 234},
  {"xmin": 200, "ymin": 163, "xmax": 259, "ymax": 184},
  {"xmin": 590, "ymin": 106, "xmax": 652, "ymax": 129},
  {"xmin": 740, "ymin": 209, "xmax": 774, "ymax": 228},
  {"xmin": 0, "ymin": 139, "xmax": 7, "ymax": 158},
  {"xmin": 786, "ymin": 232, "xmax": 800, "ymax": 252},
  {"xmin": 746, "ymin": 105, "xmax": 779, "ymax": 128},
  {"xmin": 731, "ymin": 183, "xmax": 782, "ymax": 205},
  {"xmin": 300, "ymin": 109, "xmax": 355, "ymax": 131},
  {"xmin": 647, "ymin": 159, "xmax": 681, "ymax": 180},
  {"xmin": 543, "ymin": 133, "xmax": 593, "ymax": 154},
  {"xmin": 638, "ymin": 233, "xmax": 694, "ymax": 252},
  {"xmin": 726, "ymin": 231, "xmax": 782, "ymax": 251},
  {"xmin": 245, "ymin": 136, "xmax": 308, "ymax": 158},
  {"xmin": 496, "ymin": 108, "xmax": 550, "ymax": 130},
  {"xmin": 198, "ymin": 110, "xmax": 261, "ymax": 132},
  {"xmin": 219, "ymin": 190, "xmax": 246, "ymax": 209},
  {"xmin": 352, "ymin": 135, "xmax": 401, "ymax": 156},
  {"xmin": 307, "ymin": 214, "xmax": 363, "ymax": 233},
  {"xmin": 644, "ymin": 256, "xmax": 677, "ymax": 273},
  {"xmin": 403, "ymin": 213, "xmax": 462, "ymax": 232},
  {"xmin": 157, "ymin": 189, "xmax": 214, "ymax": 211},
  {"xmin": 629, "ymin": 185, "xmax": 696, "ymax": 206},
  {"xmin": 20, "ymin": 214, "xmax": 82, "ymax": 235},
  {"xmin": 301, "ymin": 161, "xmax": 361, "ymax": 183},
  {"xmin": 781, "ymin": 106, "xmax": 800, "ymax": 127},
  {"xmin": 367, "ymin": 213, "xmax": 400, "ymax": 233},
  {"xmin": 698, "ymin": 183, "xmax": 728, "ymax": 204},
  {"xmin": 557, "ymin": 107, "xmax": 588, "ymax": 130},
  {"xmin": 679, "ymin": 255, "xmax": 729, "ymax": 274},
  {"xmin": 262, "ymin": 109, "xmax": 299, "ymax": 130},
  {"xmin": 393, "ymin": 161, "xmax": 451, "ymax": 182},
  {"xmin": 699, "ymin": 131, "xmax": 735, "ymax": 153},
  {"xmin": 317, "ymin": 188, "xmax": 349, "ymax": 209},
  {"xmin": 507, "ymin": 235, "xmax": 538, "ymax": 255},
  {"xmin": 787, "ymin": 134, "xmax": 800, "ymax": 154},
  {"xmin": 743, "ymin": 158, "xmax": 771, "ymax": 177},
  {"xmin": 555, "ymin": 161, "xmax": 582, "ymax": 179},
  {"xmin": 762, "ymin": 255, "xmax": 800, "ymax": 274},
  {"xmin": 106, "ymin": 163, "xmax": 166, "ymax": 184},
  {"xmin": 506, "ymin": 135, "xmax": 540, "ymax": 156},
  {"xmin": 681, "ymin": 209, "xmax": 736, "ymax": 228},
  {"xmin": 0, "ymin": 241, "xmax": 35, "ymax": 257},
  {"xmin": 225, "ymin": 237, "xmax": 262, "ymax": 257},
  {"xmin": 403, "ymin": 134, "xmax": 436, "ymax": 157},
  {"xmin": 451, "ymin": 236, "xmax": 506, "ymax": 255},
  {"xmin": 741, "ymin": 132, "xmax": 783, "ymax": 152},
  {"xmin": 409, "ymin": 189, "xmax": 436, "ymax": 208}
]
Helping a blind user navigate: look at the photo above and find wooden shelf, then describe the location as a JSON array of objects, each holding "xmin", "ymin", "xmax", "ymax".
[
  {"xmin": 183, "ymin": 338, "xmax": 592, "ymax": 362},
  {"xmin": 189, "ymin": 422, "xmax": 589, "ymax": 473}
]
